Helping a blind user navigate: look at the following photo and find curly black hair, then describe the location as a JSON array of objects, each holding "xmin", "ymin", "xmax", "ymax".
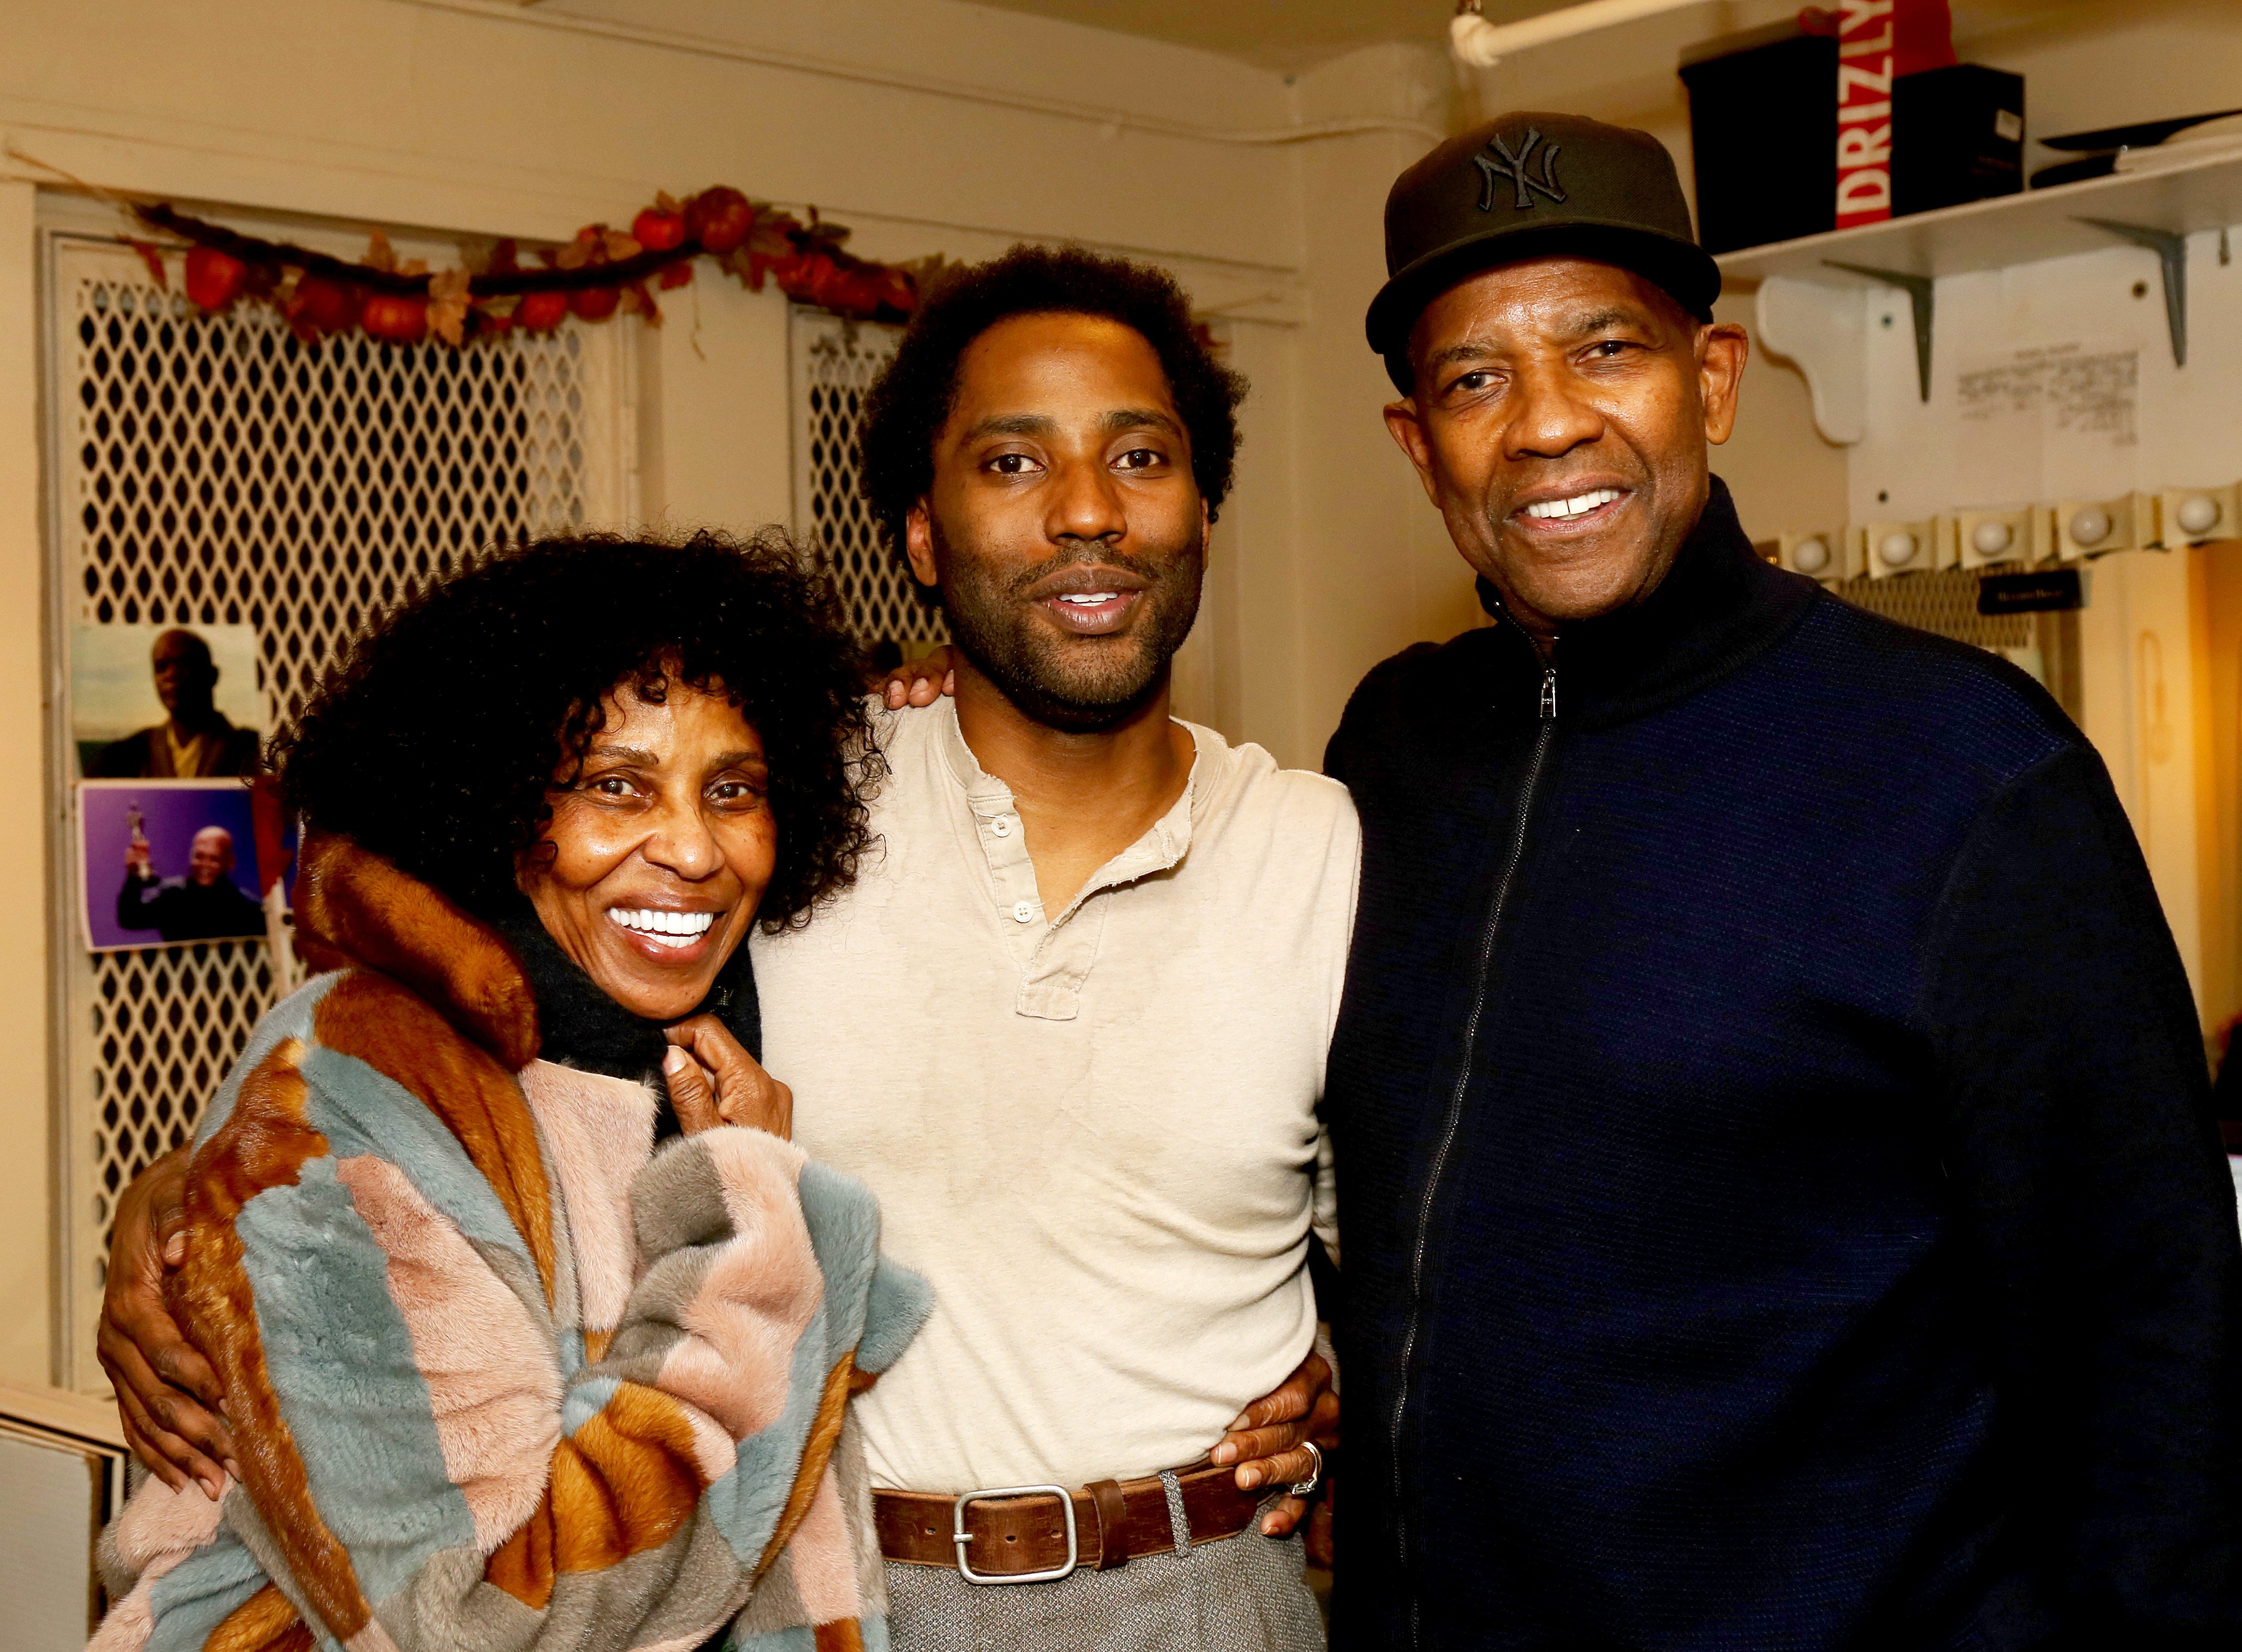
[
  {"xmin": 268, "ymin": 532, "xmax": 878, "ymax": 932},
  {"xmin": 857, "ymin": 244, "xmax": 1247, "ymax": 585}
]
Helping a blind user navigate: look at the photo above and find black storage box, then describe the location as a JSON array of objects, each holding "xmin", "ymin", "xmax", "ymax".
[
  {"xmin": 1893, "ymin": 64, "xmax": 2025, "ymax": 213},
  {"xmin": 1680, "ymin": 24, "xmax": 1837, "ymax": 255},
  {"xmin": 1682, "ymin": 31, "xmax": 2026, "ymax": 253}
]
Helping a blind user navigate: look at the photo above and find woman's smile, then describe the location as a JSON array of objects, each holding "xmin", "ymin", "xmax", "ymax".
[{"xmin": 605, "ymin": 903, "xmax": 723, "ymax": 955}]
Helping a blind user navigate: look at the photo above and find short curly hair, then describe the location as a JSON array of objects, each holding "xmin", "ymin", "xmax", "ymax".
[
  {"xmin": 268, "ymin": 532, "xmax": 877, "ymax": 932},
  {"xmin": 857, "ymin": 244, "xmax": 1247, "ymax": 581}
]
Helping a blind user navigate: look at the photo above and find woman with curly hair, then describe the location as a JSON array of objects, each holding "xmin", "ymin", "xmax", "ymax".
[{"xmin": 90, "ymin": 532, "xmax": 927, "ymax": 1652}]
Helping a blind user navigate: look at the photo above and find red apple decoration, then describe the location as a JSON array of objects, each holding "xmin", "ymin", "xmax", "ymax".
[
  {"xmin": 632, "ymin": 208, "xmax": 686, "ymax": 253},
  {"xmin": 840, "ymin": 269, "xmax": 893, "ymax": 317},
  {"xmin": 183, "ymin": 246, "xmax": 247, "ymax": 311},
  {"xmin": 774, "ymin": 250, "xmax": 855, "ymax": 312},
  {"xmin": 516, "ymin": 290, "xmax": 569, "ymax": 331},
  {"xmin": 685, "ymin": 187, "xmax": 754, "ymax": 254},
  {"xmin": 569, "ymin": 284, "xmax": 621, "ymax": 322},
  {"xmin": 766, "ymin": 250, "xmax": 815, "ymax": 293},
  {"xmin": 875, "ymin": 268, "xmax": 916, "ymax": 315},
  {"xmin": 807, "ymin": 259, "xmax": 853, "ymax": 312},
  {"xmin": 361, "ymin": 293, "xmax": 428, "ymax": 343},
  {"xmin": 287, "ymin": 275, "xmax": 358, "ymax": 335}
]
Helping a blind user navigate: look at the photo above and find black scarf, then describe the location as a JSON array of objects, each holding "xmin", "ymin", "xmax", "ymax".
[{"xmin": 493, "ymin": 907, "xmax": 763, "ymax": 1141}]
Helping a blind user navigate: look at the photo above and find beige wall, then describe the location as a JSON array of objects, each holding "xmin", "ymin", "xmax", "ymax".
[
  {"xmin": 0, "ymin": 0, "xmax": 1297, "ymax": 272},
  {"xmin": 1262, "ymin": 44, "xmax": 1487, "ymax": 768},
  {"xmin": 1707, "ymin": 290, "xmax": 1853, "ymax": 543},
  {"xmin": 0, "ymin": 180, "xmax": 53, "ymax": 1389},
  {"xmin": 636, "ymin": 273, "xmax": 793, "ymax": 533}
]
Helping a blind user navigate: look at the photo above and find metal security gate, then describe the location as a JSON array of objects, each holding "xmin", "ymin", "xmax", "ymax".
[
  {"xmin": 789, "ymin": 306, "xmax": 943, "ymax": 665},
  {"xmin": 44, "ymin": 222, "xmax": 636, "ymax": 1386}
]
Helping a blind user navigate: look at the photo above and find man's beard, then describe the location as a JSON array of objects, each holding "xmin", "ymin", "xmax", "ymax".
[{"xmin": 930, "ymin": 517, "xmax": 1204, "ymax": 734}]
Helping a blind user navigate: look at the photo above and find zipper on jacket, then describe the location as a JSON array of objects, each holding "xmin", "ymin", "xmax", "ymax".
[{"xmin": 1389, "ymin": 648, "xmax": 1558, "ymax": 1648}]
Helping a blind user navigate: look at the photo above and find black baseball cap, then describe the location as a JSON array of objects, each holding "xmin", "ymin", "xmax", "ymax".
[{"xmin": 1366, "ymin": 112, "xmax": 1720, "ymax": 382}]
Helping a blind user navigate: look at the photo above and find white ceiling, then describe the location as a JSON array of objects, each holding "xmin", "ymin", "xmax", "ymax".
[
  {"xmin": 943, "ymin": 0, "xmax": 2161, "ymax": 77},
  {"xmin": 960, "ymin": 0, "xmax": 1566, "ymax": 73}
]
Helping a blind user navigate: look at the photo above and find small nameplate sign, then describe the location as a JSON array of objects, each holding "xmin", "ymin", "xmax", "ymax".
[{"xmin": 1977, "ymin": 568, "xmax": 2083, "ymax": 615}]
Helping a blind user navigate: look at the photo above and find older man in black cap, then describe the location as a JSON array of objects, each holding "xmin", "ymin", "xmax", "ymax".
[{"xmin": 1323, "ymin": 112, "xmax": 2242, "ymax": 1649}]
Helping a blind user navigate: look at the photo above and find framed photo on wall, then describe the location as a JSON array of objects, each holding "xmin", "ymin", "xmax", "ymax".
[
  {"xmin": 71, "ymin": 623, "xmax": 264, "ymax": 779},
  {"xmin": 79, "ymin": 780, "xmax": 269, "ymax": 952}
]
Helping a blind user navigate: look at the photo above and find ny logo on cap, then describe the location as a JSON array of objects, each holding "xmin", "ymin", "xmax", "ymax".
[{"xmin": 1476, "ymin": 129, "xmax": 1565, "ymax": 212}]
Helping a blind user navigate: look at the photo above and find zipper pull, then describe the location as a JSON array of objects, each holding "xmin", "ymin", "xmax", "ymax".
[{"xmin": 1539, "ymin": 667, "xmax": 1557, "ymax": 721}]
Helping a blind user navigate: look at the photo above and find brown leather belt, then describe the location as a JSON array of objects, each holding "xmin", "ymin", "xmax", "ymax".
[{"xmin": 874, "ymin": 1461, "xmax": 1262, "ymax": 1583}]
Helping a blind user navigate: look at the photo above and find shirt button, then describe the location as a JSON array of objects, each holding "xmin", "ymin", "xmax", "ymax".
[
  {"xmin": 990, "ymin": 815, "xmax": 1016, "ymax": 838},
  {"xmin": 1012, "ymin": 901, "xmax": 1036, "ymax": 924}
]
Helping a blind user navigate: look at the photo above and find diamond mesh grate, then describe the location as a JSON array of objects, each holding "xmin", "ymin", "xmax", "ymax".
[
  {"xmin": 53, "ymin": 234, "xmax": 606, "ymax": 1351},
  {"xmin": 790, "ymin": 307, "xmax": 941, "ymax": 660},
  {"xmin": 87, "ymin": 945, "xmax": 276, "ymax": 1230},
  {"xmin": 70, "ymin": 268, "xmax": 592, "ymax": 710},
  {"xmin": 1831, "ymin": 567, "xmax": 2032, "ymax": 651}
]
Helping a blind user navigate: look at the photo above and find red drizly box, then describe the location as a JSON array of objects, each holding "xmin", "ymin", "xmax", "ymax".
[
  {"xmin": 1833, "ymin": 0, "xmax": 1956, "ymax": 227},
  {"xmin": 1683, "ymin": 1, "xmax": 2007, "ymax": 253}
]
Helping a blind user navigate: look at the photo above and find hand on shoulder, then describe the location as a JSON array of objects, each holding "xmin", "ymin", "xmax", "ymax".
[{"xmin": 877, "ymin": 644, "xmax": 956, "ymax": 710}]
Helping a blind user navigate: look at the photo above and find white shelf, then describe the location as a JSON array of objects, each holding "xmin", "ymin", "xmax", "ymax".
[{"xmin": 1717, "ymin": 146, "xmax": 2242, "ymax": 287}]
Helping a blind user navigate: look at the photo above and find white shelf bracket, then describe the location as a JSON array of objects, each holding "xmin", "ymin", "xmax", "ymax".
[
  {"xmin": 1756, "ymin": 277, "xmax": 1868, "ymax": 446},
  {"xmin": 1825, "ymin": 262, "xmax": 1934, "ymax": 403}
]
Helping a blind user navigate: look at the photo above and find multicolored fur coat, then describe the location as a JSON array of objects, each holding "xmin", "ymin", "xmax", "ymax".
[{"xmin": 93, "ymin": 840, "xmax": 930, "ymax": 1652}]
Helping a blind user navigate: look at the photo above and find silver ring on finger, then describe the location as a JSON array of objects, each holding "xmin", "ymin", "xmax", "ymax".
[{"xmin": 1287, "ymin": 1438, "xmax": 1324, "ymax": 1497}]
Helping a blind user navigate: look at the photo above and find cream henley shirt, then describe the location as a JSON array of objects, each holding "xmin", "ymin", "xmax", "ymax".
[{"xmin": 751, "ymin": 698, "xmax": 1357, "ymax": 1495}]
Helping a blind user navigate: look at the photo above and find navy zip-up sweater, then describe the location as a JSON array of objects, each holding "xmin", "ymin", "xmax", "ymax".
[{"xmin": 1323, "ymin": 479, "xmax": 2242, "ymax": 1651}]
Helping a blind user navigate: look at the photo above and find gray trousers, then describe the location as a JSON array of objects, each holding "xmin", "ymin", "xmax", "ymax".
[{"xmin": 883, "ymin": 1528, "xmax": 1325, "ymax": 1651}]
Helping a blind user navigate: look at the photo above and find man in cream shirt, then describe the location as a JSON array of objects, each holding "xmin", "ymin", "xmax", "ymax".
[
  {"xmin": 761, "ymin": 694, "xmax": 1350, "ymax": 1497},
  {"xmin": 755, "ymin": 245, "xmax": 1353, "ymax": 1647}
]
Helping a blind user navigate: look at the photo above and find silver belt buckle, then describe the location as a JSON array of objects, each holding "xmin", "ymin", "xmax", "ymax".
[{"xmin": 953, "ymin": 1484, "xmax": 1077, "ymax": 1585}]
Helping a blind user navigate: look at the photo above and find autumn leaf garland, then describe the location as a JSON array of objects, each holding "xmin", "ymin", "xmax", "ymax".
[{"xmin": 130, "ymin": 188, "xmax": 936, "ymax": 346}]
